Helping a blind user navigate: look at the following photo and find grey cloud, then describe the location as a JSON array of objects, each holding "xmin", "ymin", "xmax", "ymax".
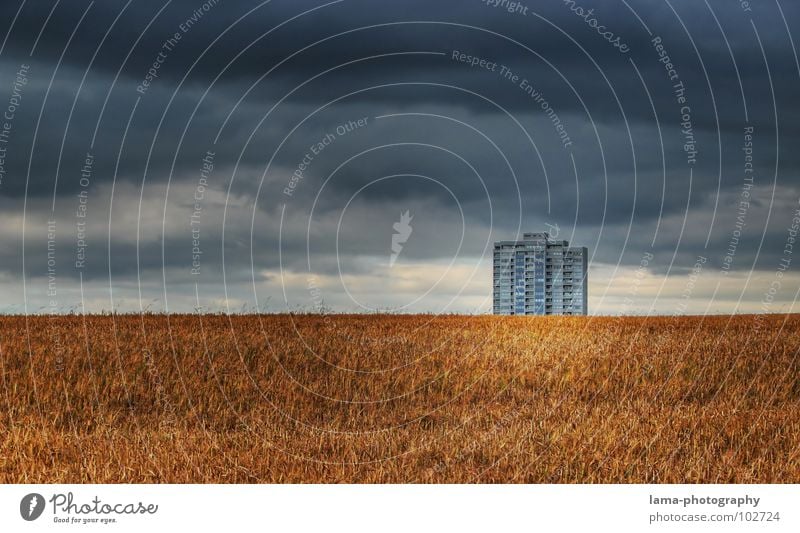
[{"xmin": 0, "ymin": 0, "xmax": 799, "ymax": 313}]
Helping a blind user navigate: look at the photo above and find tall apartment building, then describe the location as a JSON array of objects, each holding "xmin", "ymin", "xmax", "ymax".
[{"xmin": 493, "ymin": 232, "xmax": 588, "ymax": 315}]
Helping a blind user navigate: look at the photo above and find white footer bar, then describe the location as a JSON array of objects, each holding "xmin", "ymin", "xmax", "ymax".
[{"xmin": 1, "ymin": 484, "xmax": 796, "ymax": 532}]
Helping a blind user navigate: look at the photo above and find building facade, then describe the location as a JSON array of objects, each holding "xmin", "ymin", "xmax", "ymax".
[{"xmin": 493, "ymin": 232, "xmax": 587, "ymax": 315}]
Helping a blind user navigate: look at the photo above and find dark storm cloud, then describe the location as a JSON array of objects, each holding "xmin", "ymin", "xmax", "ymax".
[{"xmin": 0, "ymin": 0, "xmax": 799, "ymax": 312}]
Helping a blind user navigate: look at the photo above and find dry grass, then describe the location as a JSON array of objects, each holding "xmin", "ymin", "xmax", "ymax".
[{"xmin": 0, "ymin": 313, "xmax": 798, "ymax": 483}]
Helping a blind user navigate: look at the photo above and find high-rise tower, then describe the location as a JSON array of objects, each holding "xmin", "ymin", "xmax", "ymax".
[{"xmin": 493, "ymin": 232, "xmax": 587, "ymax": 315}]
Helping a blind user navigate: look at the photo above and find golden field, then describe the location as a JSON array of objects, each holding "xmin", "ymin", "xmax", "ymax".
[{"xmin": 0, "ymin": 313, "xmax": 798, "ymax": 483}]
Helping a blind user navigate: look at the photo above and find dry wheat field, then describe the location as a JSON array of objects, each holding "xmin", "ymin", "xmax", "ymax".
[{"xmin": 0, "ymin": 313, "xmax": 799, "ymax": 483}]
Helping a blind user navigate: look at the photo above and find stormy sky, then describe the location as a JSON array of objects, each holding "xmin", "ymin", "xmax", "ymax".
[{"xmin": 0, "ymin": 0, "xmax": 799, "ymax": 314}]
